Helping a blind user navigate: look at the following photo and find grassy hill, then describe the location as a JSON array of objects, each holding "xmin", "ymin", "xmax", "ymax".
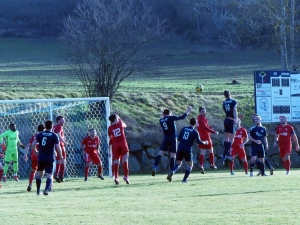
[{"xmin": 0, "ymin": 38, "xmax": 284, "ymax": 135}]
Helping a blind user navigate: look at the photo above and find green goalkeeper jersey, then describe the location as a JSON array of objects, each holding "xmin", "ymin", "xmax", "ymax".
[{"xmin": 0, "ymin": 130, "xmax": 20, "ymax": 153}]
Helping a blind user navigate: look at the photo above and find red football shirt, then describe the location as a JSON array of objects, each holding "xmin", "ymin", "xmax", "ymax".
[
  {"xmin": 276, "ymin": 124, "xmax": 294, "ymax": 145},
  {"xmin": 197, "ymin": 115, "xmax": 215, "ymax": 139},
  {"xmin": 53, "ymin": 124, "xmax": 65, "ymax": 146},
  {"xmin": 81, "ymin": 136, "xmax": 100, "ymax": 154},
  {"xmin": 29, "ymin": 133, "xmax": 39, "ymax": 160},
  {"xmin": 108, "ymin": 121, "xmax": 127, "ymax": 146},
  {"xmin": 231, "ymin": 127, "xmax": 247, "ymax": 148}
]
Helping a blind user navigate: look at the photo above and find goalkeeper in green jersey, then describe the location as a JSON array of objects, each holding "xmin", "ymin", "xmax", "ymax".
[{"xmin": 0, "ymin": 123, "xmax": 25, "ymax": 182}]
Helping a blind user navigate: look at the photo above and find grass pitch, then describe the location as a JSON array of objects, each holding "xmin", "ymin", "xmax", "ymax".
[{"xmin": 1, "ymin": 170, "xmax": 300, "ymax": 225}]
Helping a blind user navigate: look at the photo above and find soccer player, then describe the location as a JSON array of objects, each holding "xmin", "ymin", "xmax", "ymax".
[
  {"xmin": 197, "ymin": 106, "xmax": 219, "ymax": 174},
  {"xmin": 151, "ymin": 106, "xmax": 192, "ymax": 177},
  {"xmin": 252, "ymin": 113, "xmax": 274, "ymax": 176},
  {"xmin": 274, "ymin": 116, "xmax": 299, "ymax": 175},
  {"xmin": 81, "ymin": 128, "xmax": 104, "ymax": 181},
  {"xmin": 23, "ymin": 124, "xmax": 45, "ymax": 191},
  {"xmin": 229, "ymin": 118, "xmax": 249, "ymax": 175},
  {"xmin": 0, "ymin": 123, "xmax": 25, "ymax": 182},
  {"xmin": 32, "ymin": 120, "xmax": 62, "ymax": 195},
  {"xmin": 222, "ymin": 90, "xmax": 238, "ymax": 165},
  {"xmin": 248, "ymin": 115, "xmax": 268, "ymax": 177},
  {"xmin": 108, "ymin": 114, "xmax": 130, "ymax": 185},
  {"xmin": 167, "ymin": 118, "xmax": 208, "ymax": 183},
  {"xmin": 53, "ymin": 116, "xmax": 68, "ymax": 183}
]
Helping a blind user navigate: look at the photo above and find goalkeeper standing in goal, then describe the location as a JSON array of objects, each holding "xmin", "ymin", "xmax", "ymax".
[
  {"xmin": 0, "ymin": 123, "xmax": 25, "ymax": 182},
  {"xmin": 53, "ymin": 116, "xmax": 68, "ymax": 183}
]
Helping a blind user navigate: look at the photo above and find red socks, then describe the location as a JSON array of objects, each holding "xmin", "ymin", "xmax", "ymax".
[
  {"xmin": 84, "ymin": 167, "xmax": 89, "ymax": 178},
  {"xmin": 229, "ymin": 162, "xmax": 234, "ymax": 172},
  {"xmin": 209, "ymin": 153, "xmax": 214, "ymax": 165},
  {"xmin": 243, "ymin": 161, "xmax": 248, "ymax": 173},
  {"xmin": 199, "ymin": 155, "xmax": 204, "ymax": 167},
  {"xmin": 122, "ymin": 162, "xmax": 129, "ymax": 177},
  {"xmin": 0, "ymin": 169, "xmax": 3, "ymax": 180},
  {"xmin": 114, "ymin": 164, "xmax": 119, "ymax": 179},
  {"xmin": 59, "ymin": 164, "xmax": 65, "ymax": 178},
  {"xmin": 97, "ymin": 166, "xmax": 103, "ymax": 176},
  {"xmin": 29, "ymin": 171, "xmax": 36, "ymax": 185},
  {"xmin": 55, "ymin": 164, "xmax": 61, "ymax": 177}
]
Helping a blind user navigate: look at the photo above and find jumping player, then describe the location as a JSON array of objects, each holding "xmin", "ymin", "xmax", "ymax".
[
  {"xmin": 229, "ymin": 118, "xmax": 249, "ymax": 175},
  {"xmin": 23, "ymin": 124, "xmax": 45, "ymax": 191},
  {"xmin": 222, "ymin": 90, "xmax": 238, "ymax": 165},
  {"xmin": 167, "ymin": 118, "xmax": 208, "ymax": 183},
  {"xmin": 0, "ymin": 123, "xmax": 25, "ymax": 182},
  {"xmin": 152, "ymin": 106, "xmax": 192, "ymax": 177},
  {"xmin": 32, "ymin": 120, "xmax": 62, "ymax": 195},
  {"xmin": 81, "ymin": 128, "xmax": 104, "ymax": 181},
  {"xmin": 274, "ymin": 116, "xmax": 299, "ymax": 175},
  {"xmin": 53, "ymin": 116, "xmax": 68, "ymax": 183},
  {"xmin": 197, "ymin": 106, "xmax": 219, "ymax": 174},
  {"xmin": 248, "ymin": 115, "xmax": 268, "ymax": 177},
  {"xmin": 108, "ymin": 114, "xmax": 130, "ymax": 185}
]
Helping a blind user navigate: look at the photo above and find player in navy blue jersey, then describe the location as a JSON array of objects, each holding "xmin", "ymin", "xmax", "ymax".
[
  {"xmin": 167, "ymin": 118, "xmax": 208, "ymax": 183},
  {"xmin": 31, "ymin": 120, "xmax": 62, "ymax": 195},
  {"xmin": 251, "ymin": 113, "xmax": 274, "ymax": 176},
  {"xmin": 151, "ymin": 106, "xmax": 192, "ymax": 177},
  {"xmin": 248, "ymin": 115, "xmax": 269, "ymax": 177},
  {"xmin": 222, "ymin": 90, "xmax": 238, "ymax": 165}
]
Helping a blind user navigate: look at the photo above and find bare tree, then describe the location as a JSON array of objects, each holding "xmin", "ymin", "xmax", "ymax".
[{"xmin": 60, "ymin": 0, "xmax": 167, "ymax": 99}]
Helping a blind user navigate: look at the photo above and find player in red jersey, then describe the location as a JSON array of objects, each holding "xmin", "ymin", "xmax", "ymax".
[
  {"xmin": 274, "ymin": 116, "xmax": 299, "ymax": 175},
  {"xmin": 108, "ymin": 114, "xmax": 130, "ymax": 185},
  {"xmin": 53, "ymin": 116, "xmax": 68, "ymax": 182},
  {"xmin": 229, "ymin": 118, "xmax": 249, "ymax": 175},
  {"xmin": 81, "ymin": 128, "xmax": 104, "ymax": 181},
  {"xmin": 197, "ymin": 106, "xmax": 219, "ymax": 174},
  {"xmin": 23, "ymin": 124, "xmax": 45, "ymax": 191}
]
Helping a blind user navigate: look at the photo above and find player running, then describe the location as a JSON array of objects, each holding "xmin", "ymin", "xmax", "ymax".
[
  {"xmin": 81, "ymin": 128, "xmax": 104, "ymax": 181},
  {"xmin": 274, "ymin": 116, "xmax": 299, "ymax": 175},
  {"xmin": 152, "ymin": 106, "xmax": 192, "ymax": 177},
  {"xmin": 222, "ymin": 90, "xmax": 238, "ymax": 165},
  {"xmin": 167, "ymin": 118, "xmax": 208, "ymax": 183},
  {"xmin": 248, "ymin": 115, "xmax": 268, "ymax": 177},
  {"xmin": 23, "ymin": 124, "xmax": 45, "ymax": 191},
  {"xmin": 0, "ymin": 123, "xmax": 25, "ymax": 182},
  {"xmin": 108, "ymin": 114, "xmax": 130, "ymax": 185},
  {"xmin": 229, "ymin": 118, "xmax": 249, "ymax": 175},
  {"xmin": 32, "ymin": 120, "xmax": 62, "ymax": 195},
  {"xmin": 53, "ymin": 116, "xmax": 68, "ymax": 183},
  {"xmin": 197, "ymin": 106, "xmax": 219, "ymax": 174}
]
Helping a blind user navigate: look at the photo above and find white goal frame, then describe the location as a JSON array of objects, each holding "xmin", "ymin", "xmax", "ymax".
[{"xmin": 0, "ymin": 97, "xmax": 111, "ymax": 179}]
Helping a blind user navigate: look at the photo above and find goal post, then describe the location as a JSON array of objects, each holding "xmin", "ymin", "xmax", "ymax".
[{"xmin": 0, "ymin": 97, "xmax": 111, "ymax": 180}]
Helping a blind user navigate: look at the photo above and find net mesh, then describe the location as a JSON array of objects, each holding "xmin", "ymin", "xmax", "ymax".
[{"xmin": 0, "ymin": 98, "xmax": 110, "ymax": 180}]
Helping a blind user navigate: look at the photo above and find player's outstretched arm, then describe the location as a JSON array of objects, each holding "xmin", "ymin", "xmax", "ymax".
[
  {"xmin": 292, "ymin": 133, "xmax": 299, "ymax": 151},
  {"xmin": 186, "ymin": 106, "xmax": 192, "ymax": 114},
  {"xmin": 23, "ymin": 143, "xmax": 31, "ymax": 161}
]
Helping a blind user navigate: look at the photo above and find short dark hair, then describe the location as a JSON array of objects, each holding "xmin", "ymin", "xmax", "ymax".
[
  {"xmin": 37, "ymin": 124, "xmax": 45, "ymax": 132},
  {"xmin": 109, "ymin": 114, "xmax": 116, "ymax": 122},
  {"xmin": 224, "ymin": 90, "xmax": 230, "ymax": 98},
  {"xmin": 190, "ymin": 118, "xmax": 196, "ymax": 126},
  {"xmin": 163, "ymin": 109, "xmax": 170, "ymax": 115},
  {"xmin": 56, "ymin": 116, "xmax": 64, "ymax": 123},
  {"xmin": 89, "ymin": 128, "xmax": 95, "ymax": 132},
  {"xmin": 45, "ymin": 120, "xmax": 53, "ymax": 130},
  {"xmin": 10, "ymin": 122, "xmax": 15, "ymax": 126},
  {"xmin": 199, "ymin": 106, "xmax": 205, "ymax": 112}
]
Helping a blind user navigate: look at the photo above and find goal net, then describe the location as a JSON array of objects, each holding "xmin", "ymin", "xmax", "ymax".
[{"xmin": 0, "ymin": 97, "xmax": 111, "ymax": 180}]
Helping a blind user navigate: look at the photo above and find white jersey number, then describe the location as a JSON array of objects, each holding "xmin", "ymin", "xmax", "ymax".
[
  {"xmin": 162, "ymin": 122, "xmax": 168, "ymax": 130},
  {"xmin": 225, "ymin": 104, "xmax": 230, "ymax": 111},
  {"xmin": 183, "ymin": 131, "xmax": 190, "ymax": 140},
  {"xmin": 112, "ymin": 128, "xmax": 121, "ymax": 137},
  {"xmin": 42, "ymin": 137, "xmax": 47, "ymax": 146}
]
